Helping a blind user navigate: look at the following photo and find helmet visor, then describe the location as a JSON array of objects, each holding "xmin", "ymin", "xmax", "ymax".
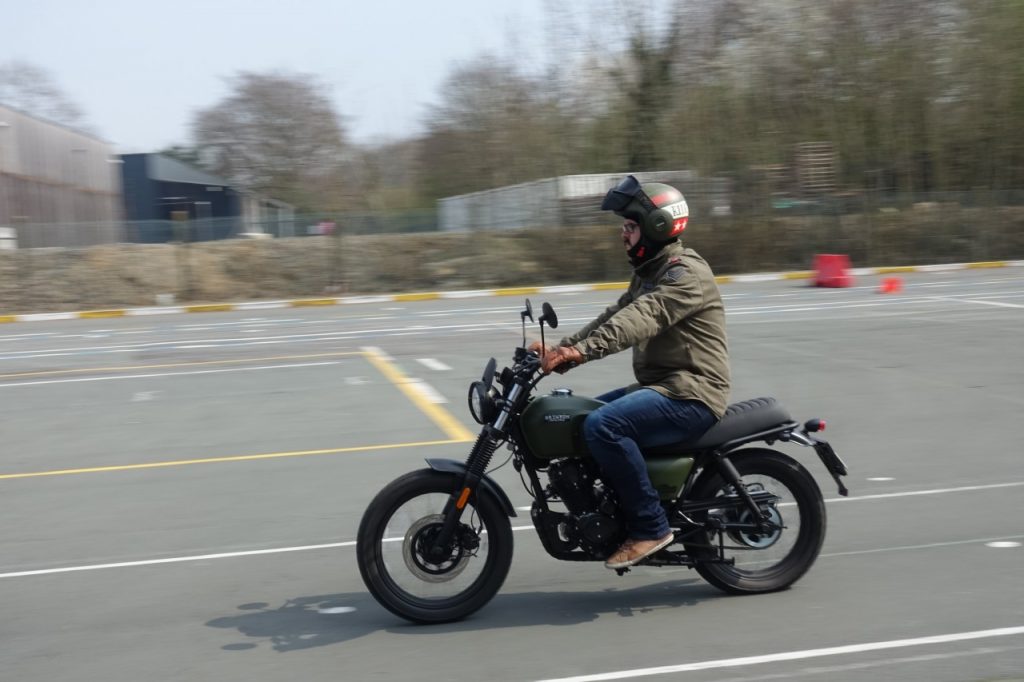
[{"xmin": 601, "ymin": 175, "xmax": 642, "ymax": 212}]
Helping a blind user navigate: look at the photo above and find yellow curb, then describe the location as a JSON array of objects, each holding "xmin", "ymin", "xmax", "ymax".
[
  {"xmin": 715, "ymin": 276, "xmax": 733, "ymax": 284},
  {"xmin": 966, "ymin": 261, "xmax": 1008, "ymax": 269},
  {"xmin": 0, "ymin": 315, "xmax": 16, "ymax": 323},
  {"xmin": 592, "ymin": 281, "xmax": 630, "ymax": 291},
  {"xmin": 493, "ymin": 287, "xmax": 542, "ymax": 296},
  {"xmin": 186, "ymin": 304, "xmax": 236, "ymax": 313},
  {"xmin": 77, "ymin": 309, "xmax": 127, "ymax": 319},
  {"xmin": 290, "ymin": 298, "xmax": 338, "ymax": 307},
  {"xmin": 393, "ymin": 292, "xmax": 442, "ymax": 302},
  {"xmin": 782, "ymin": 271, "xmax": 814, "ymax": 280},
  {"xmin": 873, "ymin": 266, "xmax": 919, "ymax": 274}
]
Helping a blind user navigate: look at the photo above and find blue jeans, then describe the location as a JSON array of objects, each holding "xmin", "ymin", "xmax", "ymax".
[{"xmin": 582, "ymin": 387, "xmax": 717, "ymax": 540}]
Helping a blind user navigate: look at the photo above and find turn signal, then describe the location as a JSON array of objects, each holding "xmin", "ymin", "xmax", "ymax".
[{"xmin": 804, "ymin": 418, "xmax": 826, "ymax": 433}]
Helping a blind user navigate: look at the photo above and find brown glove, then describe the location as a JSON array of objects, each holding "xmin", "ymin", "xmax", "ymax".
[
  {"xmin": 527, "ymin": 341, "xmax": 557, "ymax": 356},
  {"xmin": 541, "ymin": 345, "xmax": 584, "ymax": 374}
]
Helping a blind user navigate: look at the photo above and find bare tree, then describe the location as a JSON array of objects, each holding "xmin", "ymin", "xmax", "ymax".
[
  {"xmin": 191, "ymin": 71, "xmax": 348, "ymax": 211},
  {"xmin": 418, "ymin": 57, "xmax": 566, "ymax": 200},
  {"xmin": 0, "ymin": 60, "xmax": 91, "ymax": 131}
]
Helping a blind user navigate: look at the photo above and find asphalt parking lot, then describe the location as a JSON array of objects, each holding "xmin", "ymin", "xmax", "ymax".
[{"xmin": 2, "ymin": 268, "xmax": 1023, "ymax": 681}]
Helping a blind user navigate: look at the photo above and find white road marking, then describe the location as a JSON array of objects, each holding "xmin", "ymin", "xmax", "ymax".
[
  {"xmin": 408, "ymin": 378, "xmax": 448, "ymax": 404},
  {"xmin": 821, "ymin": 534, "xmax": 1024, "ymax": 558},
  {"xmin": 0, "ymin": 542, "xmax": 359, "ymax": 578},
  {"xmin": 986, "ymin": 541, "xmax": 1021, "ymax": 548},
  {"xmin": 131, "ymin": 391, "xmax": 160, "ymax": 402},
  {"xmin": 533, "ymin": 627, "xmax": 1024, "ymax": 682},
  {"xmin": 417, "ymin": 358, "xmax": 452, "ymax": 371},
  {"xmin": 867, "ymin": 477, "xmax": 894, "ymax": 481},
  {"xmin": 934, "ymin": 296, "xmax": 1024, "ymax": 309},
  {"xmin": 0, "ymin": 361, "xmax": 340, "ymax": 388},
  {"xmin": 825, "ymin": 480, "xmax": 1024, "ymax": 503},
  {"xmin": 686, "ymin": 646, "xmax": 1019, "ymax": 682}
]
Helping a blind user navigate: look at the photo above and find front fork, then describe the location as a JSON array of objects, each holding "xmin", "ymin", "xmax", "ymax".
[{"xmin": 426, "ymin": 427, "xmax": 503, "ymax": 562}]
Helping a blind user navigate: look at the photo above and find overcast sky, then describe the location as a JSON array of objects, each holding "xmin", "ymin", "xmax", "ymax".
[{"xmin": 4, "ymin": 0, "xmax": 550, "ymax": 152}]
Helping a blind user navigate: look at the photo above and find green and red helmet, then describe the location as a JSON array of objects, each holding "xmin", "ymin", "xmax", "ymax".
[{"xmin": 601, "ymin": 175, "xmax": 689, "ymax": 244}]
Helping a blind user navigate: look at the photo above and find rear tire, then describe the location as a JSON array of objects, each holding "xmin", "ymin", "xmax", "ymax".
[
  {"xmin": 683, "ymin": 448, "xmax": 825, "ymax": 594},
  {"xmin": 357, "ymin": 469, "xmax": 513, "ymax": 623}
]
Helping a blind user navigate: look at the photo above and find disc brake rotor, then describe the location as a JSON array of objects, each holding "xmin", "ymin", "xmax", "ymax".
[
  {"xmin": 402, "ymin": 514, "xmax": 473, "ymax": 583},
  {"xmin": 733, "ymin": 505, "xmax": 784, "ymax": 548}
]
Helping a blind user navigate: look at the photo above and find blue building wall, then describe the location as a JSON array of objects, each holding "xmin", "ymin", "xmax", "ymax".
[{"xmin": 120, "ymin": 153, "xmax": 243, "ymax": 242}]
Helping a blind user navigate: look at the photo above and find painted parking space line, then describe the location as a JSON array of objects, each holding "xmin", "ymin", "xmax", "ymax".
[
  {"xmin": 3, "ymin": 482, "xmax": 1022, "ymax": 578},
  {"xmin": 0, "ymin": 439, "xmax": 464, "ymax": 480},
  {"xmin": 0, "ymin": 351, "xmax": 363, "ymax": 380},
  {"xmin": 0, "ymin": 361, "xmax": 341, "ymax": 388},
  {"xmin": 0, "ymin": 348, "xmax": 471, "ymax": 479},
  {"xmin": 417, "ymin": 358, "xmax": 452, "ymax": 371},
  {"xmin": 533, "ymin": 627, "xmax": 1024, "ymax": 682},
  {"xmin": 362, "ymin": 346, "xmax": 474, "ymax": 441}
]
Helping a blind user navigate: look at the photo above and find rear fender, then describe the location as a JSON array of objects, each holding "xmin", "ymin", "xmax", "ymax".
[{"xmin": 425, "ymin": 458, "xmax": 518, "ymax": 517}]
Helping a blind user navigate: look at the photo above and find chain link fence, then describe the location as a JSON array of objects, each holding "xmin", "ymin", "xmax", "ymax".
[{"xmin": 2, "ymin": 194, "xmax": 1023, "ymax": 313}]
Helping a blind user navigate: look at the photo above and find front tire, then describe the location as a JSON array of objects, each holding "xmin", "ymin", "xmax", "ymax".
[
  {"xmin": 683, "ymin": 448, "xmax": 826, "ymax": 594},
  {"xmin": 357, "ymin": 469, "xmax": 513, "ymax": 623}
]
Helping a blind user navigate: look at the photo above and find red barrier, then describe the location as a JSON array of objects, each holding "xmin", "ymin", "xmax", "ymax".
[{"xmin": 813, "ymin": 254, "xmax": 854, "ymax": 288}]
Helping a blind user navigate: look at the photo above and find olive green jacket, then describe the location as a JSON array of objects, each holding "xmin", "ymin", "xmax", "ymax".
[{"xmin": 560, "ymin": 241, "xmax": 731, "ymax": 417}]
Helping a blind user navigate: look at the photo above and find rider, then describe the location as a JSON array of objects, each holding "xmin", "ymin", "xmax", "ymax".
[{"xmin": 536, "ymin": 175, "xmax": 731, "ymax": 569}]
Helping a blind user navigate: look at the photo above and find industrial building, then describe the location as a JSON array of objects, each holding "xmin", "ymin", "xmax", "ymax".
[{"xmin": 0, "ymin": 102, "xmax": 123, "ymax": 247}]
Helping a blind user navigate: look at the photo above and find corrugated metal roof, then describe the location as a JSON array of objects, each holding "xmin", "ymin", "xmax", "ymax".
[{"xmin": 143, "ymin": 154, "xmax": 229, "ymax": 187}]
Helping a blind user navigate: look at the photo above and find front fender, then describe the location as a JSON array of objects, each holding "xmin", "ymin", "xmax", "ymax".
[{"xmin": 425, "ymin": 458, "xmax": 517, "ymax": 517}]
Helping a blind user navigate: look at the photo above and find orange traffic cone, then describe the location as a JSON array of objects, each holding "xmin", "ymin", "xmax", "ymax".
[{"xmin": 879, "ymin": 277, "xmax": 903, "ymax": 294}]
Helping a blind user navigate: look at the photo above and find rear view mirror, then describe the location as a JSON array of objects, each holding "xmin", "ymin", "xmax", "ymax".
[{"xmin": 539, "ymin": 302, "xmax": 558, "ymax": 329}]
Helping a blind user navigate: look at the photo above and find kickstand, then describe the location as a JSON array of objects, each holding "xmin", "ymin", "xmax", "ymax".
[{"xmin": 614, "ymin": 567, "xmax": 631, "ymax": 576}]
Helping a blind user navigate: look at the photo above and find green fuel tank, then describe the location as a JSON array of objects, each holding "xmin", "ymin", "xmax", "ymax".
[
  {"xmin": 519, "ymin": 390, "xmax": 601, "ymax": 460},
  {"xmin": 519, "ymin": 389, "xmax": 694, "ymax": 501}
]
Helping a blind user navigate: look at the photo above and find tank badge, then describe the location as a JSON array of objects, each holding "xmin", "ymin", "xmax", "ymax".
[{"xmin": 544, "ymin": 414, "xmax": 571, "ymax": 423}]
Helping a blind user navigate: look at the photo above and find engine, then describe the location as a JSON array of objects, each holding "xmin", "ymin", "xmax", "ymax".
[
  {"xmin": 547, "ymin": 458, "xmax": 599, "ymax": 513},
  {"xmin": 541, "ymin": 458, "xmax": 625, "ymax": 557}
]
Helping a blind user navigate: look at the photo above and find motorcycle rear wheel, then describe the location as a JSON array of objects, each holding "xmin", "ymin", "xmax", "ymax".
[
  {"xmin": 683, "ymin": 448, "xmax": 825, "ymax": 594},
  {"xmin": 357, "ymin": 469, "xmax": 513, "ymax": 623}
]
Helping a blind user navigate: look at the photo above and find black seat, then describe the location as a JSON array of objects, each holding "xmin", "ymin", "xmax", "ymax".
[{"xmin": 644, "ymin": 397, "xmax": 793, "ymax": 456}]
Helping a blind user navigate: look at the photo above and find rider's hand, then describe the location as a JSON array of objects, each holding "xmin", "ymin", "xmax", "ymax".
[
  {"xmin": 528, "ymin": 341, "xmax": 557, "ymax": 357},
  {"xmin": 541, "ymin": 345, "xmax": 584, "ymax": 375}
]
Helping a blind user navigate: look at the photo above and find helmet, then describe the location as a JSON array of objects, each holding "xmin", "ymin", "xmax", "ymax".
[{"xmin": 601, "ymin": 175, "xmax": 689, "ymax": 244}]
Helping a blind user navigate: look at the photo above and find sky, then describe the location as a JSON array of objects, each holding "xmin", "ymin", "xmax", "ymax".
[{"xmin": 3, "ymin": 0, "xmax": 550, "ymax": 152}]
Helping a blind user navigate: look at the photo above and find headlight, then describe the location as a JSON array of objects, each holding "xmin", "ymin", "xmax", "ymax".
[
  {"xmin": 467, "ymin": 380, "xmax": 499, "ymax": 425},
  {"xmin": 468, "ymin": 381, "xmax": 487, "ymax": 424}
]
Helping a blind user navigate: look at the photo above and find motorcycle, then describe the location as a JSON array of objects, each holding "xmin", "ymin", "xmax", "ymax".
[{"xmin": 356, "ymin": 300, "xmax": 848, "ymax": 623}]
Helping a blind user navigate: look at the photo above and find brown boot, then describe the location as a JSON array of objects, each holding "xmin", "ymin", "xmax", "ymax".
[{"xmin": 604, "ymin": 532, "xmax": 674, "ymax": 569}]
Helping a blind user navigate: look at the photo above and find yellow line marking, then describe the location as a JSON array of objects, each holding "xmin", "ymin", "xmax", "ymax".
[
  {"xmin": 783, "ymin": 271, "xmax": 814, "ymax": 280},
  {"xmin": 592, "ymin": 281, "xmax": 629, "ymax": 291},
  {"xmin": 715, "ymin": 276, "xmax": 733, "ymax": 284},
  {"xmin": 0, "ymin": 352, "xmax": 362, "ymax": 380},
  {"xmin": 393, "ymin": 292, "xmax": 441, "ymax": 302},
  {"xmin": 493, "ymin": 287, "xmax": 541, "ymax": 296},
  {"xmin": 361, "ymin": 347, "xmax": 475, "ymax": 442},
  {"xmin": 0, "ymin": 315, "xmax": 16, "ymax": 323},
  {"xmin": 0, "ymin": 439, "xmax": 464, "ymax": 480},
  {"xmin": 290, "ymin": 298, "xmax": 338, "ymax": 307},
  {"xmin": 186, "ymin": 304, "xmax": 236, "ymax": 313},
  {"xmin": 966, "ymin": 261, "xmax": 1008, "ymax": 269}
]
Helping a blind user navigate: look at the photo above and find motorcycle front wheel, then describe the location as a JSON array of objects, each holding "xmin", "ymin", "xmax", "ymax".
[
  {"xmin": 683, "ymin": 448, "xmax": 826, "ymax": 594},
  {"xmin": 356, "ymin": 469, "xmax": 513, "ymax": 623}
]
